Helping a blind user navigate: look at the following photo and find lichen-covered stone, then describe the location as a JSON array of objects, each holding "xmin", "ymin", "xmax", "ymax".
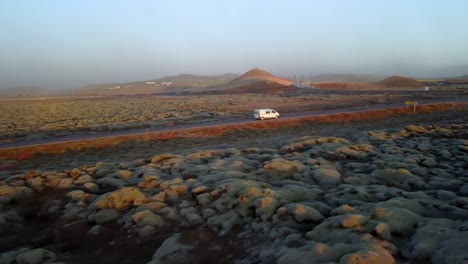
[
  {"xmin": 92, "ymin": 187, "xmax": 148, "ymax": 210},
  {"xmin": 132, "ymin": 210, "xmax": 164, "ymax": 227}
]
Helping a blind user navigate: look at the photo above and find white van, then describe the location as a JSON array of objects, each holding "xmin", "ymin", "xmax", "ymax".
[{"xmin": 253, "ymin": 109, "xmax": 280, "ymax": 120}]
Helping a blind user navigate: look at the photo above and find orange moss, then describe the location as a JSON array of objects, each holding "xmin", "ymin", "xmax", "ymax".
[{"xmin": 7, "ymin": 150, "xmax": 37, "ymax": 160}]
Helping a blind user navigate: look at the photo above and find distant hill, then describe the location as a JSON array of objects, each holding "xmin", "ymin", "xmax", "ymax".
[
  {"xmin": 451, "ymin": 74, "xmax": 468, "ymax": 79},
  {"xmin": 418, "ymin": 64, "xmax": 468, "ymax": 79},
  {"xmin": 66, "ymin": 82, "xmax": 168, "ymax": 95},
  {"xmin": 439, "ymin": 75, "xmax": 468, "ymax": 85},
  {"xmin": 199, "ymin": 68, "xmax": 294, "ymax": 94},
  {"xmin": 156, "ymin": 73, "xmax": 238, "ymax": 82},
  {"xmin": 0, "ymin": 86, "xmax": 49, "ymax": 97},
  {"xmin": 375, "ymin": 76, "xmax": 424, "ymax": 88},
  {"xmin": 418, "ymin": 73, "xmax": 468, "ymax": 81},
  {"xmin": 309, "ymin": 73, "xmax": 388, "ymax": 83},
  {"xmin": 66, "ymin": 73, "xmax": 240, "ymax": 95},
  {"xmin": 116, "ymin": 73, "xmax": 239, "ymax": 91},
  {"xmin": 229, "ymin": 68, "xmax": 293, "ymax": 86}
]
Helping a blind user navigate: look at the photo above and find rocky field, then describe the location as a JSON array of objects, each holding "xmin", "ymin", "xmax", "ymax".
[{"xmin": 0, "ymin": 106, "xmax": 467, "ymax": 264}]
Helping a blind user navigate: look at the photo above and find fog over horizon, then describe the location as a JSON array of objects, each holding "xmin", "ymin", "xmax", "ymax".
[{"xmin": 1, "ymin": 0, "xmax": 468, "ymax": 90}]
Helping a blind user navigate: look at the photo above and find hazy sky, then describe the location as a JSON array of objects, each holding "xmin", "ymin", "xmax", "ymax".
[{"xmin": 1, "ymin": 0, "xmax": 468, "ymax": 89}]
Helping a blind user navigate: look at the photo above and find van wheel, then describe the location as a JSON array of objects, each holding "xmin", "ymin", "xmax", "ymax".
[
  {"xmin": 275, "ymin": 116, "xmax": 278, "ymax": 119},
  {"xmin": 260, "ymin": 117, "xmax": 264, "ymax": 120}
]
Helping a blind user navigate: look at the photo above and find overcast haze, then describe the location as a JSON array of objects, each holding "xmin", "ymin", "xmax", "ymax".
[{"xmin": 1, "ymin": 0, "xmax": 468, "ymax": 89}]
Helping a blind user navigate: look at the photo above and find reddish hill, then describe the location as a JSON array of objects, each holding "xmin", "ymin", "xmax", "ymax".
[
  {"xmin": 202, "ymin": 68, "xmax": 294, "ymax": 94},
  {"xmin": 182, "ymin": 68, "xmax": 297, "ymax": 94},
  {"xmin": 229, "ymin": 68, "xmax": 293, "ymax": 86},
  {"xmin": 375, "ymin": 76, "xmax": 424, "ymax": 88}
]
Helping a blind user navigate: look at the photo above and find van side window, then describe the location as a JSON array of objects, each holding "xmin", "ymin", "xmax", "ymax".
[
  {"xmin": 266, "ymin": 111, "xmax": 270, "ymax": 114},
  {"xmin": 272, "ymin": 111, "xmax": 276, "ymax": 113}
]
